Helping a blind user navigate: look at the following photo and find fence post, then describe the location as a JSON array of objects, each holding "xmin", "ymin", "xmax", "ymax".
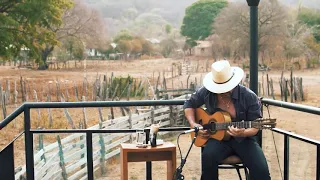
[
  {"xmin": 57, "ymin": 135, "xmax": 68, "ymax": 180},
  {"xmin": 98, "ymin": 122, "xmax": 106, "ymax": 175},
  {"xmin": 1, "ymin": 91, "xmax": 6, "ymax": 119},
  {"xmin": 82, "ymin": 96, "xmax": 88, "ymax": 129},
  {"xmin": 169, "ymin": 106, "xmax": 174, "ymax": 126},
  {"xmin": 38, "ymin": 131, "xmax": 46, "ymax": 163},
  {"xmin": 151, "ymin": 107, "xmax": 155, "ymax": 124}
]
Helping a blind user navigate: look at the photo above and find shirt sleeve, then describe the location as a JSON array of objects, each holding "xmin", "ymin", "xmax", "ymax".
[
  {"xmin": 246, "ymin": 92, "xmax": 262, "ymax": 121},
  {"xmin": 183, "ymin": 87, "xmax": 206, "ymax": 109}
]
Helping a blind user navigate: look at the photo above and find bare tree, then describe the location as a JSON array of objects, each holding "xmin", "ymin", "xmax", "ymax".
[
  {"xmin": 212, "ymin": 0, "xmax": 288, "ymax": 64},
  {"xmin": 282, "ymin": 20, "xmax": 311, "ymax": 61},
  {"xmin": 40, "ymin": 0, "xmax": 107, "ymax": 69}
]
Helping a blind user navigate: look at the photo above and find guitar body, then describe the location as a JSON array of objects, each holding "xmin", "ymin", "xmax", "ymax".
[{"xmin": 191, "ymin": 108, "xmax": 232, "ymax": 147}]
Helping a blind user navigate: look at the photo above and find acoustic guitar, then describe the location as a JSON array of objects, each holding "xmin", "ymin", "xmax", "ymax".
[{"xmin": 190, "ymin": 108, "xmax": 276, "ymax": 147}]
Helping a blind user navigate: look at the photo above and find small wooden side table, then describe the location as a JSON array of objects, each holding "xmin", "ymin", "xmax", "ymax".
[{"xmin": 120, "ymin": 142, "xmax": 176, "ymax": 180}]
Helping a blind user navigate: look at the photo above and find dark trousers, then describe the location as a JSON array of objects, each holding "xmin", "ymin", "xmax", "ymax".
[{"xmin": 201, "ymin": 137, "xmax": 270, "ymax": 180}]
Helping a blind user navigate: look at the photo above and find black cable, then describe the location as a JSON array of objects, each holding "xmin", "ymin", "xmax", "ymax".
[
  {"xmin": 177, "ymin": 133, "xmax": 183, "ymax": 163},
  {"xmin": 174, "ymin": 131, "xmax": 199, "ymax": 180},
  {"xmin": 265, "ymin": 103, "xmax": 283, "ymax": 180}
]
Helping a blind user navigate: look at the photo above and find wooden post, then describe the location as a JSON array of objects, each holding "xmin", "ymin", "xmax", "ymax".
[
  {"xmin": 169, "ymin": 106, "xmax": 174, "ymax": 126},
  {"xmin": 33, "ymin": 90, "xmax": 41, "ymax": 123},
  {"xmin": 150, "ymin": 107, "xmax": 155, "ymax": 124},
  {"xmin": 280, "ymin": 71, "xmax": 284, "ymax": 101},
  {"xmin": 206, "ymin": 59, "xmax": 209, "ymax": 72},
  {"xmin": 57, "ymin": 135, "xmax": 68, "ymax": 180},
  {"xmin": 5, "ymin": 79, "xmax": 10, "ymax": 104},
  {"xmin": 47, "ymin": 95, "xmax": 53, "ymax": 128},
  {"xmin": 155, "ymin": 73, "xmax": 160, "ymax": 92},
  {"xmin": 186, "ymin": 75, "xmax": 190, "ymax": 89},
  {"xmin": 163, "ymin": 76, "xmax": 167, "ymax": 91},
  {"xmin": 73, "ymin": 81, "xmax": 79, "ymax": 102},
  {"xmin": 20, "ymin": 76, "xmax": 25, "ymax": 102},
  {"xmin": 261, "ymin": 73, "xmax": 265, "ymax": 96},
  {"xmin": 98, "ymin": 120, "xmax": 106, "ymax": 175},
  {"xmin": 61, "ymin": 94, "xmax": 75, "ymax": 129},
  {"xmin": 1, "ymin": 91, "xmax": 6, "ymax": 119},
  {"xmin": 82, "ymin": 96, "xmax": 87, "ymax": 129},
  {"xmin": 299, "ymin": 77, "xmax": 304, "ymax": 101},
  {"xmin": 270, "ymin": 79, "xmax": 275, "ymax": 100},
  {"xmin": 284, "ymin": 80, "xmax": 288, "ymax": 102},
  {"xmin": 293, "ymin": 77, "xmax": 298, "ymax": 101},
  {"xmin": 290, "ymin": 68, "xmax": 293, "ymax": 103},
  {"xmin": 37, "ymin": 131, "xmax": 46, "ymax": 163},
  {"xmin": 79, "ymin": 122, "xmax": 86, "ymax": 169},
  {"xmin": 14, "ymin": 80, "xmax": 18, "ymax": 127},
  {"xmin": 64, "ymin": 81, "xmax": 70, "ymax": 102},
  {"xmin": 24, "ymin": 79, "xmax": 28, "ymax": 101},
  {"xmin": 266, "ymin": 74, "xmax": 270, "ymax": 96},
  {"xmin": 56, "ymin": 80, "xmax": 61, "ymax": 102}
]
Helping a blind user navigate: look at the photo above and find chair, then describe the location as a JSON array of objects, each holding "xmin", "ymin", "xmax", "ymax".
[
  {"xmin": 201, "ymin": 147, "xmax": 250, "ymax": 180},
  {"xmin": 218, "ymin": 155, "xmax": 250, "ymax": 180}
]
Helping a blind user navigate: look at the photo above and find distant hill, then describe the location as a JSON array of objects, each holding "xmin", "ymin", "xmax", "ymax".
[
  {"xmin": 280, "ymin": 0, "xmax": 320, "ymax": 9},
  {"xmin": 83, "ymin": 0, "xmax": 319, "ymax": 38},
  {"xmin": 84, "ymin": 0, "xmax": 197, "ymax": 37}
]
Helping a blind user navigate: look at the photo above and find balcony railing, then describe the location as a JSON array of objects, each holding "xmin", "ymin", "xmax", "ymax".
[{"xmin": 0, "ymin": 99, "xmax": 319, "ymax": 180}]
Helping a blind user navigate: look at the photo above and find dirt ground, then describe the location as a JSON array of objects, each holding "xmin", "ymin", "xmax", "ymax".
[{"xmin": 0, "ymin": 58, "xmax": 319, "ymax": 180}]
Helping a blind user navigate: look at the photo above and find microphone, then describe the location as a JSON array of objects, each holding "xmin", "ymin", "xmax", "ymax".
[{"xmin": 183, "ymin": 126, "xmax": 204, "ymax": 134}]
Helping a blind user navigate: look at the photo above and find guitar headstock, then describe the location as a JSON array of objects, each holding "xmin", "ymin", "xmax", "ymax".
[{"xmin": 252, "ymin": 118, "xmax": 277, "ymax": 130}]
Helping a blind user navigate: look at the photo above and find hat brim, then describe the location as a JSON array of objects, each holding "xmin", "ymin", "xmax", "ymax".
[{"xmin": 203, "ymin": 67, "xmax": 244, "ymax": 94}]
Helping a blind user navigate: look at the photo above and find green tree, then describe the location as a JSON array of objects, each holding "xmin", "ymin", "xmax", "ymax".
[
  {"xmin": 180, "ymin": 0, "xmax": 227, "ymax": 52},
  {"xmin": 165, "ymin": 24, "xmax": 172, "ymax": 35},
  {"xmin": 0, "ymin": 0, "xmax": 73, "ymax": 61},
  {"xmin": 117, "ymin": 40, "xmax": 132, "ymax": 59},
  {"xmin": 114, "ymin": 29, "xmax": 133, "ymax": 43},
  {"xmin": 298, "ymin": 8, "xmax": 320, "ymax": 42}
]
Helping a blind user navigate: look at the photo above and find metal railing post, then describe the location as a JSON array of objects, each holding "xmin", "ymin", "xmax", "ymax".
[
  {"xmin": 24, "ymin": 106, "xmax": 35, "ymax": 180},
  {"xmin": 317, "ymin": 145, "xmax": 319, "ymax": 180},
  {"xmin": 284, "ymin": 135, "xmax": 289, "ymax": 180},
  {"xmin": 87, "ymin": 132, "xmax": 94, "ymax": 180},
  {"xmin": 145, "ymin": 129, "xmax": 152, "ymax": 180},
  {"xmin": 247, "ymin": 0, "xmax": 261, "ymax": 150}
]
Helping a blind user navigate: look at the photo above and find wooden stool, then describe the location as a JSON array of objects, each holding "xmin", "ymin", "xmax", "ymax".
[{"xmin": 120, "ymin": 142, "xmax": 176, "ymax": 180}]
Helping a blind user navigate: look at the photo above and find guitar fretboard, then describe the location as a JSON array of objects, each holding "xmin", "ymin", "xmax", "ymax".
[{"xmin": 215, "ymin": 121, "xmax": 251, "ymax": 130}]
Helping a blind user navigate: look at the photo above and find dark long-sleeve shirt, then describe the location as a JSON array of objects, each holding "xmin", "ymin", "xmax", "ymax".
[
  {"xmin": 184, "ymin": 84, "xmax": 262, "ymax": 122},
  {"xmin": 183, "ymin": 85, "xmax": 262, "ymax": 142}
]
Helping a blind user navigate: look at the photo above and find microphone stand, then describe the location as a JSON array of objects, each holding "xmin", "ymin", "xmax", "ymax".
[{"xmin": 174, "ymin": 130, "xmax": 199, "ymax": 180}]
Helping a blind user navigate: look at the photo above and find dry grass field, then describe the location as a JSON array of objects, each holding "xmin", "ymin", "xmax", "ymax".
[{"xmin": 0, "ymin": 58, "xmax": 319, "ymax": 180}]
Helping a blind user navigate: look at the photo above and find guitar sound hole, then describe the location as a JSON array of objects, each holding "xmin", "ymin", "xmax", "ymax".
[{"xmin": 209, "ymin": 121, "xmax": 216, "ymax": 134}]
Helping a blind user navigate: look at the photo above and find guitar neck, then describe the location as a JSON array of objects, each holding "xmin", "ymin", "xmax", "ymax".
[{"xmin": 216, "ymin": 121, "xmax": 252, "ymax": 130}]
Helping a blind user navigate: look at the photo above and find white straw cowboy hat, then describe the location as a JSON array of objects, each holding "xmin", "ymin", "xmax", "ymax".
[{"xmin": 203, "ymin": 60, "xmax": 244, "ymax": 94}]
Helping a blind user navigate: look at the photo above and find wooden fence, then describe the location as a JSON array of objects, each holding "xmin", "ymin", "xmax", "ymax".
[{"xmin": 14, "ymin": 104, "xmax": 185, "ymax": 180}]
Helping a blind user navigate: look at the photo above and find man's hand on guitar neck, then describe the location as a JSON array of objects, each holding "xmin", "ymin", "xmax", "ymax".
[
  {"xmin": 227, "ymin": 125, "xmax": 246, "ymax": 137},
  {"xmin": 191, "ymin": 123, "xmax": 210, "ymax": 138},
  {"xmin": 227, "ymin": 125, "xmax": 259, "ymax": 137}
]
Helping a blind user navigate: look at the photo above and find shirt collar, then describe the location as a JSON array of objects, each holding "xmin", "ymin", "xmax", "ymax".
[{"xmin": 231, "ymin": 85, "xmax": 240, "ymax": 99}]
